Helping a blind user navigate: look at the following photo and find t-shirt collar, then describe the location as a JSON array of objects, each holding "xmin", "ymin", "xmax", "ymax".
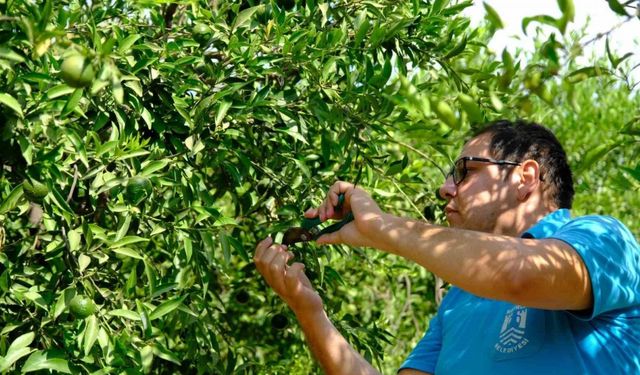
[{"xmin": 520, "ymin": 209, "xmax": 571, "ymax": 239}]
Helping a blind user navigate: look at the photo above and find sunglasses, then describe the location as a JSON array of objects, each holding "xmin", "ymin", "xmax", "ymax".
[{"xmin": 447, "ymin": 156, "xmax": 521, "ymax": 185}]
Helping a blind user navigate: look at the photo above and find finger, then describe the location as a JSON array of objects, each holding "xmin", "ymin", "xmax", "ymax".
[
  {"xmin": 329, "ymin": 188, "xmax": 340, "ymax": 208},
  {"xmin": 255, "ymin": 243, "xmax": 280, "ymax": 275},
  {"xmin": 315, "ymin": 230, "xmax": 341, "ymax": 245},
  {"xmin": 254, "ymin": 236, "xmax": 273, "ymax": 261},
  {"xmin": 319, "ymin": 198, "xmax": 329, "ymax": 222},
  {"xmin": 268, "ymin": 249, "xmax": 291, "ymax": 293},
  {"xmin": 330, "ymin": 181, "xmax": 356, "ymax": 213},
  {"xmin": 325, "ymin": 195, "xmax": 335, "ymax": 219},
  {"xmin": 304, "ymin": 207, "xmax": 318, "ymax": 218},
  {"xmin": 285, "ymin": 262, "xmax": 312, "ymax": 291}
]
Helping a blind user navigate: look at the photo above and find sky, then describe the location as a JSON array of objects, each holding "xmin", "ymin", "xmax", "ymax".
[{"xmin": 463, "ymin": 0, "xmax": 640, "ymax": 73}]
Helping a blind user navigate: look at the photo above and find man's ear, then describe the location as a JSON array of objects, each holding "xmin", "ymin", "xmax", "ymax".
[{"xmin": 517, "ymin": 159, "xmax": 541, "ymax": 201}]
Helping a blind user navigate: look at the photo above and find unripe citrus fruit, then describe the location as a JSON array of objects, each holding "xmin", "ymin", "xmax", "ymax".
[
  {"xmin": 60, "ymin": 54, "xmax": 94, "ymax": 88},
  {"xmin": 69, "ymin": 295, "xmax": 96, "ymax": 319},
  {"xmin": 125, "ymin": 176, "xmax": 153, "ymax": 206},
  {"xmin": 192, "ymin": 23, "xmax": 211, "ymax": 43},
  {"xmin": 23, "ymin": 178, "xmax": 49, "ymax": 203}
]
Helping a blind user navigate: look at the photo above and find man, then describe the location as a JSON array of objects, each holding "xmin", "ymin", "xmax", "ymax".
[{"xmin": 254, "ymin": 120, "xmax": 640, "ymax": 374}]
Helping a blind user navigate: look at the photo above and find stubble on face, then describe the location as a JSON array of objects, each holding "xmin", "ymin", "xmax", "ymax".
[{"xmin": 444, "ymin": 134, "xmax": 514, "ymax": 234}]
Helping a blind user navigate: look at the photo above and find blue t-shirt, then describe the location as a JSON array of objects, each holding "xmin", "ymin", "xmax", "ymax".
[{"xmin": 400, "ymin": 209, "xmax": 640, "ymax": 374}]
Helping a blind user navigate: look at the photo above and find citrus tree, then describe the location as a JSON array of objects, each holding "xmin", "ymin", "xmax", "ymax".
[{"xmin": 0, "ymin": 0, "xmax": 638, "ymax": 373}]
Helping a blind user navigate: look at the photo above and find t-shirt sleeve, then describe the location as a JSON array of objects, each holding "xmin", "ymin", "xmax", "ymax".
[
  {"xmin": 398, "ymin": 311, "xmax": 442, "ymax": 374},
  {"xmin": 550, "ymin": 215, "xmax": 640, "ymax": 319}
]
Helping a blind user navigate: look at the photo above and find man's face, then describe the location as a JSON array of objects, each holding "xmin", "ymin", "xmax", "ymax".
[{"xmin": 438, "ymin": 133, "xmax": 520, "ymax": 234}]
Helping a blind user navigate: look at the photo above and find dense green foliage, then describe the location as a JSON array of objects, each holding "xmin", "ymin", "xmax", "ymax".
[{"xmin": 0, "ymin": 0, "xmax": 638, "ymax": 373}]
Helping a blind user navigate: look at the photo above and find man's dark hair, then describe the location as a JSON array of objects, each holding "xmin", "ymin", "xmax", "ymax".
[{"xmin": 474, "ymin": 119, "xmax": 574, "ymax": 209}]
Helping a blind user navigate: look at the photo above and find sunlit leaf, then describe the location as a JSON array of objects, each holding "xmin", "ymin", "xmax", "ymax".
[
  {"xmin": 0, "ymin": 93, "xmax": 23, "ymax": 118},
  {"xmin": 21, "ymin": 350, "xmax": 71, "ymax": 373}
]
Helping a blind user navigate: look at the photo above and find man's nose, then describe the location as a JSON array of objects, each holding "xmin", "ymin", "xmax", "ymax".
[{"xmin": 438, "ymin": 176, "xmax": 456, "ymax": 200}]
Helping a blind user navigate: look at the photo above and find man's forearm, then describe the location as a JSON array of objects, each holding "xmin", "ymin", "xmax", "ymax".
[{"xmin": 295, "ymin": 310, "xmax": 381, "ymax": 375}]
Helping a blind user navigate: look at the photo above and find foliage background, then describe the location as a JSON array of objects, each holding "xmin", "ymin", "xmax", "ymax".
[{"xmin": 0, "ymin": 0, "xmax": 638, "ymax": 373}]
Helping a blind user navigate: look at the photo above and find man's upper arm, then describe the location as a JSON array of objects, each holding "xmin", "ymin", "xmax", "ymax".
[
  {"xmin": 548, "ymin": 216, "xmax": 640, "ymax": 318},
  {"xmin": 509, "ymin": 237, "xmax": 593, "ymax": 311}
]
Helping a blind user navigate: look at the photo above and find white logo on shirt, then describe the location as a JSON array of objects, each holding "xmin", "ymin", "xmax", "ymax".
[{"xmin": 494, "ymin": 306, "xmax": 530, "ymax": 354}]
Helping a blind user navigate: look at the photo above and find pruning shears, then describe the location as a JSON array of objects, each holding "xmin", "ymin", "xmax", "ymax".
[{"xmin": 282, "ymin": 194, "xmax": 354, "ymax": 246}]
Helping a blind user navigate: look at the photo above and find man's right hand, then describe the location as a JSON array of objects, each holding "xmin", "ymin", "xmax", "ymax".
[
  {"xmin": 254, "ymin": 237, "xmax": 324, "ymax": 317},
  {"xmin": 304, "ymin": 181, "xmax": 385, "ymax": 249}
]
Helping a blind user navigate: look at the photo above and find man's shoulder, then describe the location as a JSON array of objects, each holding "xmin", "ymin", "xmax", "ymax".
[{"xmin": 557, "ymin": 213, "xmax": 636, "ymax": 245}]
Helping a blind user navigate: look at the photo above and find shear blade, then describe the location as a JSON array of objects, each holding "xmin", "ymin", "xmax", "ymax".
[{"xmin": 282, "ymin": 227, "xmax": 313, "ymax": 245}]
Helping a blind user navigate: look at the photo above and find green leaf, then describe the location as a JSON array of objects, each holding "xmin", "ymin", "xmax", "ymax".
[
  {"xmin": 0, "ymin": 348, "xmax": 34, "ymax": 373},
  {"xmin": 112, "ymin": 247, "xmax": 144, "ymax": 260},
  {"xmin": 83, "ymin": 315, "xmax": 99, "ymax": 356},
  {"xmin": 141, "ymin": 107, "xmax": 153, "ymax": 129},
  {"xmin": 0, "ymin": 332, "xmax": 35, "ymax": 372},
  {"xmin": 108, "ymin": 309, "xmax": 141, "ymax": 321},
  {"xmin": 522, "ymin": 15, "xmax": 557, "ymax": 35},
  {"xmin": 115, "ymin": 214, "xmax": 132, "ymax": 241},
  {"xmin": 0, "ymin": 184, "xmax": 24, "ymax": 215},
  {"xmin": 110, "ymin": 236, "xmax": 149, "ymax": 248},
  {"xmin": 557, "ymin": 0, "xmax": 575, "ymax": 23},
  {"xmin": 152, "ymin": 343, "xmax": 181, "ymax": 365},
  {"xmin": 444, "ymin": 35, "xmax": 467, "ymax": 59},
  {"xmin": 136, "ymin": 300, "xmax": 152, "ymax": 338},
  {"xmin": 353, "ymin": 10, "xmax": 370, "ymax": 47},
  {"xmin": 215, "ymin": 101, "xmax": 232, "ymax": 127},
  {"xmin": 0, "ymin": 93, "xmax": 23, "ymax": 118},
  {"xmin": 458, "ymin": 94, "xmax": 484, "ymax": 123},
  {"xmin": 220, "ymin": 232, "xmax": 231, "ymax": 265},
  {"xmin": 622, "ymin": 166, "xmax": 640, "ymax": 183},
  {"xmin": 68, "ymin": 229, "xmax": 81, "ymax": 251},
  {"xmin": 233, "ymin": 5, "xmax": 260, "ymax": 30},
  {"xmin": 183, "ymin": 236, "xmax": 193, "ymax": 262},
  {"xmin": 149, "ymin": 296, "xmax": 185, "ymax": 320},
  {"xmin": 140, "ymin": 160, "xmax": 169, "ymax": 177},
  {"xmin": 369, "ymin": 56, "xmax": 392, "ymax": 88},
  {"xmin": 566, "ymin": 66, "xmax": 611, "ymax": 84},
  {"xmin": 607, "ymin": 0, "xmax": 628, "ymax": 16},
  {"xmin": 140, "ymin": 345, "xmax": 154, "ymax": 373},
  {"xmin": 78, "ymin": 254, "xmax": 91, "ymax": 272},
  {"xmin": 483, "ymin": 2, "xmax": 503, "ymax": 29},
  {"xmin": 577, "ymin": 143, "xmax": 614, "ymax": 174},
  {"xmin": 118, "ymin": 34, "xmax": 142, "ymax": 54},
  {"xmin": 21, "ymin": 350, "xmax": 71, "ymax": 373},
  {"xmin": 0, "ymin": 47, "xmax": 26, "ymax": 63},
  {"xmin": 61, "ymin": 88, "xmax": 83, "ymax": 117},
  {"xmin": 112, "ymin": 80, "xmax": 124, "ymax": 104},
  {"xmin": 277, "ymin": 127, "xmax": 308, "ymax": 144},
  {"xmin": 8, "ymin": 332, "xmax": 35, "ymax": 352},
  {"xmin": 46, "ymin": 84, "xmax": 75, "ymax": 99}
]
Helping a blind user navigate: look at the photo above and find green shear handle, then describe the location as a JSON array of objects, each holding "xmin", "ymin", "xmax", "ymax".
[{"xmin": 282, "ymin": 194, "xmax": 354, "ymax": 245}]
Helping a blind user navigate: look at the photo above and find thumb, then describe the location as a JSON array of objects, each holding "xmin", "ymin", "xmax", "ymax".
[
  {"xmin": 315, "ymin": 230, "xmax": 341, "ymax": 245},
  {"xmin": 304, "ymin": 208, "xmax": 318, "ymax": 218}
]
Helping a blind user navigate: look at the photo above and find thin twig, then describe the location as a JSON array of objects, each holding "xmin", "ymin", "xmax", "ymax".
[
  {"xmin": 389, "ymin": 178, "xmax": 428, "ymax": 222},
  {"xmin": 390, "ymin": 138, "xmax": 448, "ymax": 177},
  {"xmin": 392, "ymin": 274, "xmax": 413, "ymax": 333},
  {"xmin": 580, "ymin": 15, "xmax": 635, "ymax": 48},
  {"xmin": 66, "ymin": 164, "xmax": 79, "ymax": 203}
]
